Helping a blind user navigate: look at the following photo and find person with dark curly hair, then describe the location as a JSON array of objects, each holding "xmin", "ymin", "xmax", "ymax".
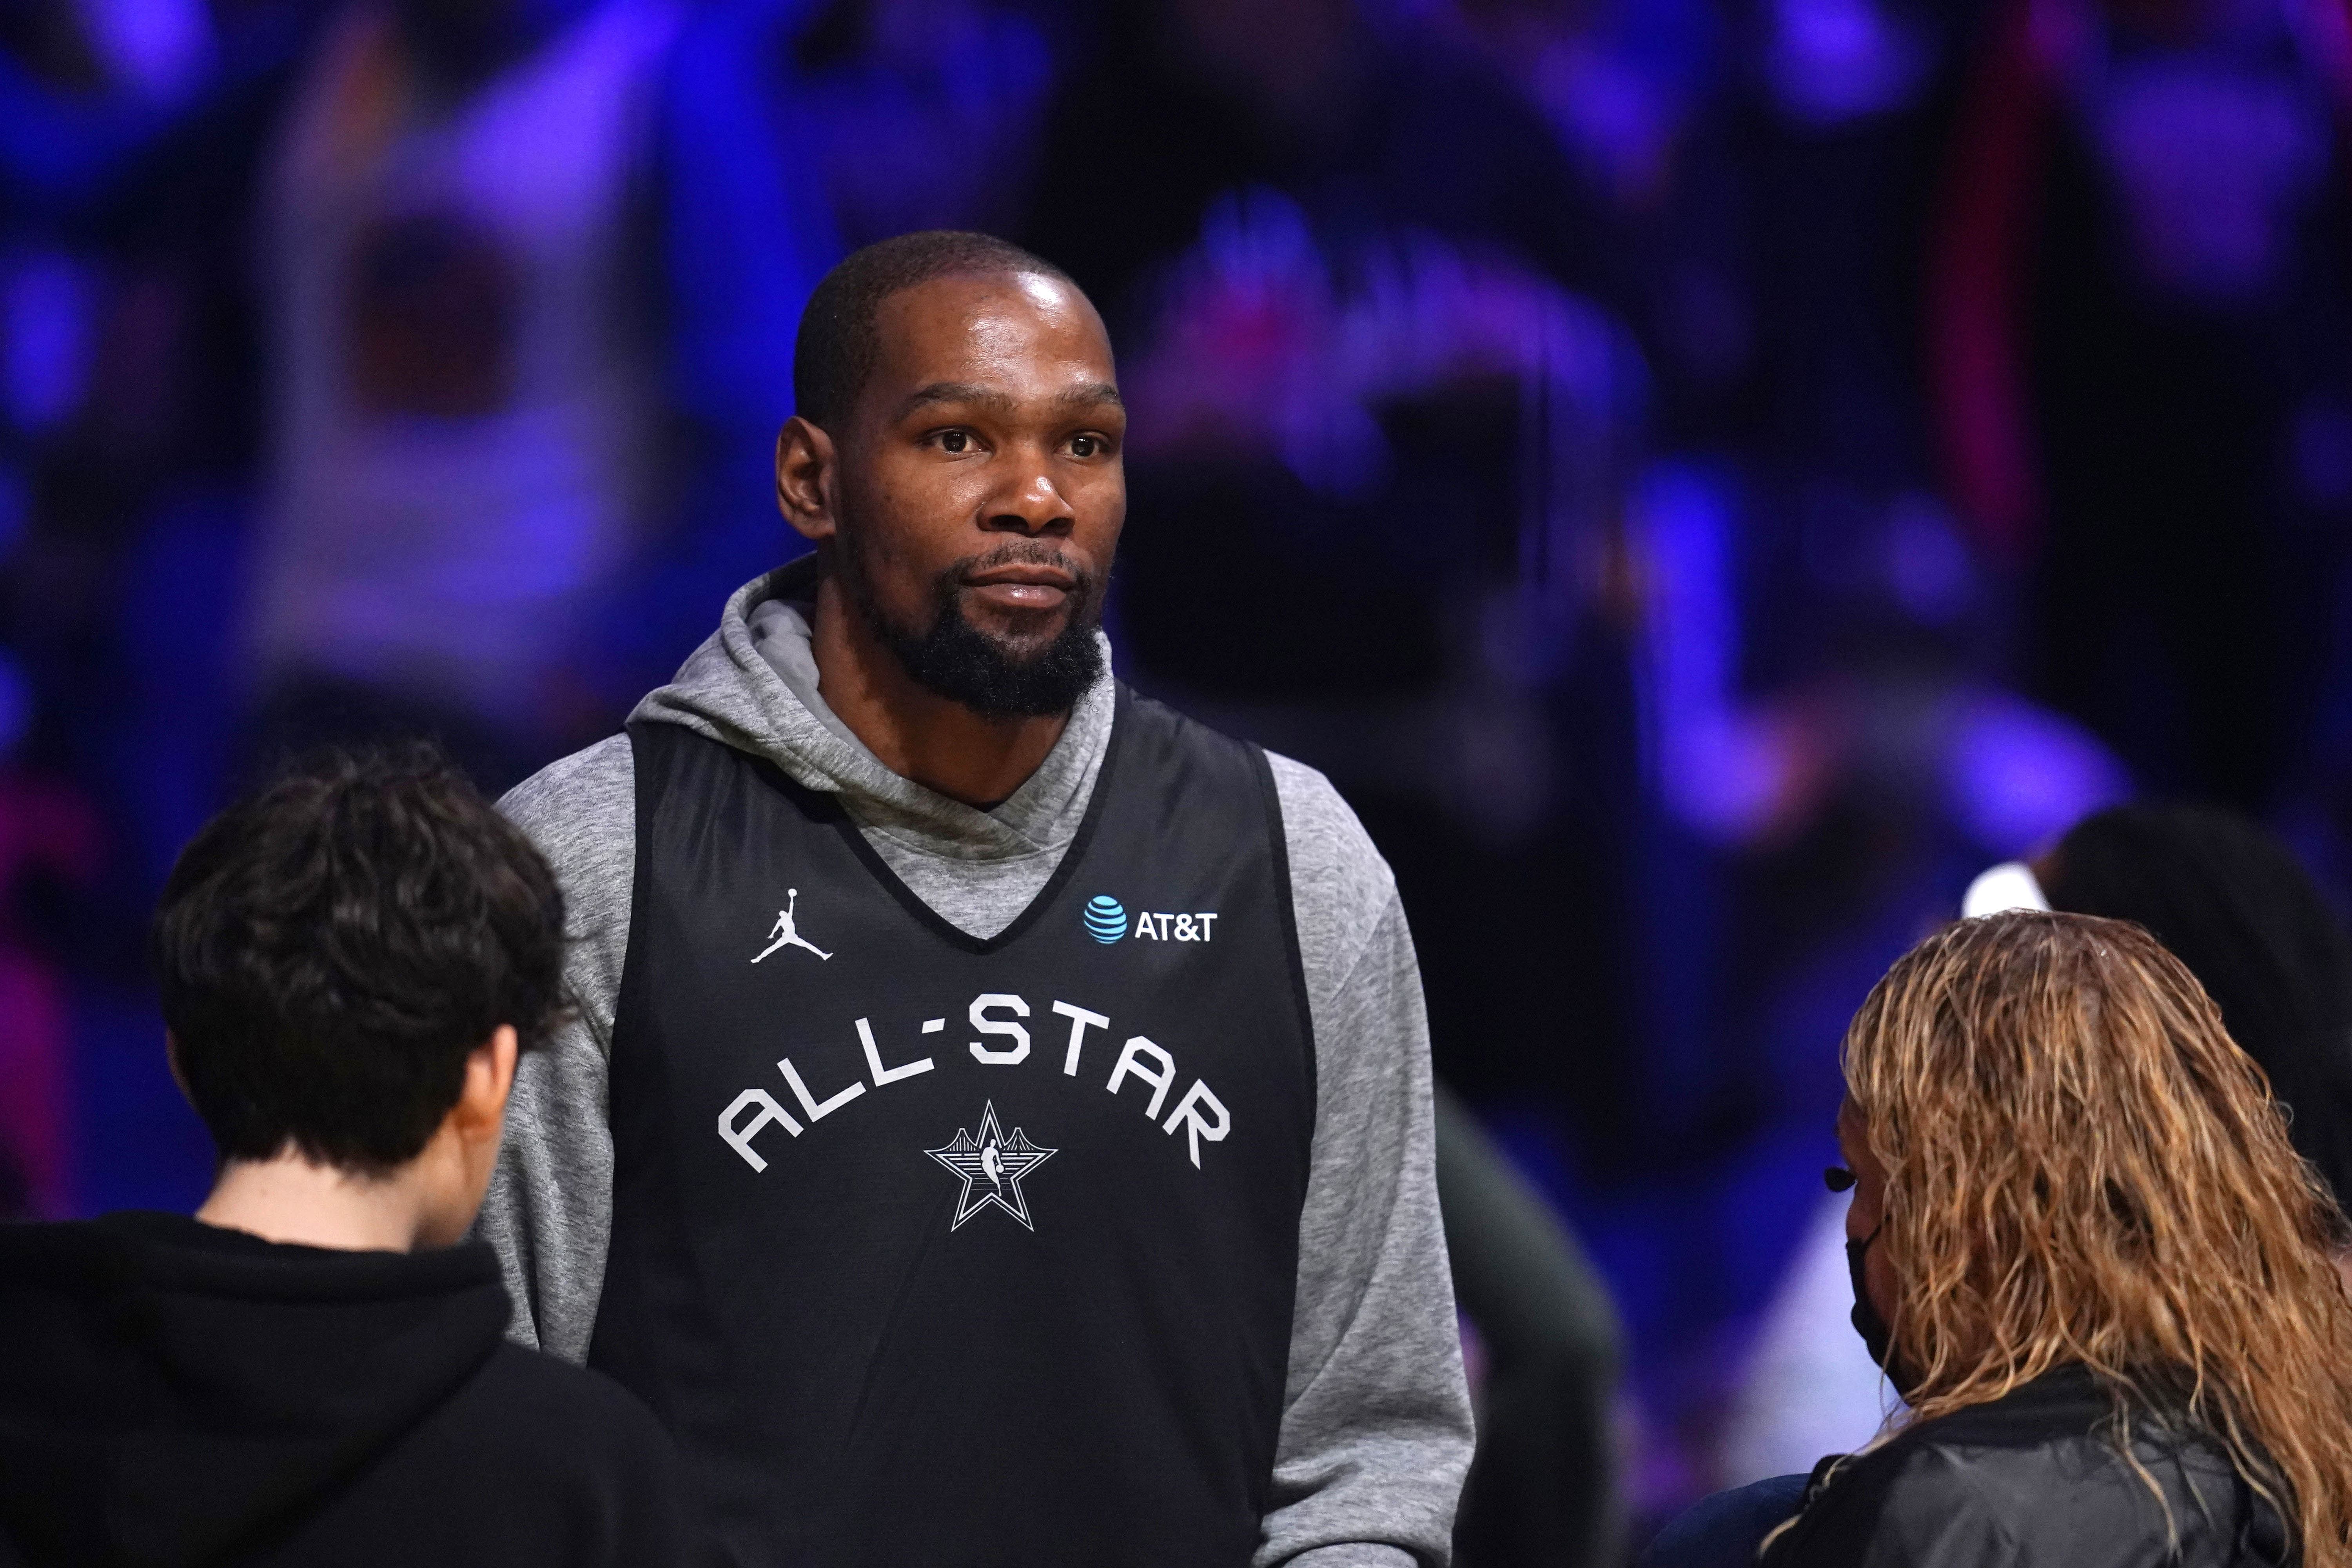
[{"xmin": 0, "ymin": 747, "xmax": 706, "ymax": 1568}]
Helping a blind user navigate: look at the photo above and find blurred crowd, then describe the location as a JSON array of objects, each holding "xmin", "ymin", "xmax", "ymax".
[{"xmin": 7, "ymin": 0, "xmax": 2352, "ymax": 1555}]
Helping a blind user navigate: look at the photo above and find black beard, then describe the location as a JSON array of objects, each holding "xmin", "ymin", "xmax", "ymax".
[{"xmin": 842, "ymin": 542, "xmax": 1105, "ymax": 721}]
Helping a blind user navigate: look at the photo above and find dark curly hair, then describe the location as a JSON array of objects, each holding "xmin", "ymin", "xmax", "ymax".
[{"xmin": 154, "ymin": 745, "xmax": 566, "ymax": 1173}]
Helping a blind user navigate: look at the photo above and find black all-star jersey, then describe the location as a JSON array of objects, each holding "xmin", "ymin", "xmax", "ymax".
[{"xmin": 588, "ymin": 686, "xmax": 1318, "ymax": 1568}]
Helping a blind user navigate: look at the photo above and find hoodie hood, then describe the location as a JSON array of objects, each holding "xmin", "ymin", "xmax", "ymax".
[
  {"xmin": 631, "ymin": 556, "xmax": 1116, "ymax": 869},
  {"xmin": 0, "ymin": 1212, "xmax": 510, "ymax": 1567}
]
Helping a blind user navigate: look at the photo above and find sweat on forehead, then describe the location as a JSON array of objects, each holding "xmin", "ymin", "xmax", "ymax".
[{"xmin": 792, "ymin": 230, "xmax": 1082, "ymax": 431}]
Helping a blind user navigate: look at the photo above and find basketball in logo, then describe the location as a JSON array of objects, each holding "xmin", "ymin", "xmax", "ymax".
[{"xmin": 1083, "ymin": 895, "xmax": 1128, "ymax": 944}]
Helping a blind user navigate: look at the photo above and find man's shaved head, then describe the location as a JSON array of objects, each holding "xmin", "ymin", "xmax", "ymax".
[
  {"xmin": 773, "ymin": 238, "xmax": 1123, "ymax": 760},
  {"xmin": 793, "ymin": 231, "xmax": 1079, "ymax": 430}
]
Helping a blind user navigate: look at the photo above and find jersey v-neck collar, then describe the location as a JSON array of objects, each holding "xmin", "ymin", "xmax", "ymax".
[{"xmin": 815, "ymin": 685, "xmax": 1130, "ymax": 957}]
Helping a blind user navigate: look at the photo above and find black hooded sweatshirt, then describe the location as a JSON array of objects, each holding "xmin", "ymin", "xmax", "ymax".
[{"xmin": 0, "ymin": 1212, "xmax": 699, "ymax": 1568}]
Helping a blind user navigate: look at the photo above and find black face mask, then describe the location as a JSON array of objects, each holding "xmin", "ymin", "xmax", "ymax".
[{"xmin": 1846, "ymin": 1223, "xmax": 1916, "ymax": 1399}]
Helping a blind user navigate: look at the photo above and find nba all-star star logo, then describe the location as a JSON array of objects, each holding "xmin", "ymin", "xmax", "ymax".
[{"xmin": 926, "ymin": 1102, "xmax": 1056, "ymax": 1231}]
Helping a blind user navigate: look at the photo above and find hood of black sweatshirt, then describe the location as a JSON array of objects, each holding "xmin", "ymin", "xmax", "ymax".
[{"xmin": 0, "ymin": 1212, "xmax": 510, "ymax": 1568}]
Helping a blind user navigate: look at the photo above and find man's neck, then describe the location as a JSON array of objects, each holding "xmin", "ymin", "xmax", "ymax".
[
  {"xmin": 807, "ymin": 576, "xmax": 1071, "ymax": 809},
  {"xmin": 196, "ymin": 1153, "xmax": 431, "ymax": 1253}
]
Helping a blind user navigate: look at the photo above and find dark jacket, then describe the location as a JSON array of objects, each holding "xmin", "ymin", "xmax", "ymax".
[
  {"xmin": 1436, "ymin": 1084, "xmax": 1624, "ymax": 1568},
  {"xmin": 1760, "ymin": 1365, "xmax": 2289, "ymax": 1568},
  {"xmin": 0, "ymin": 1212, "xmax": 700, "ymax": 1567}
]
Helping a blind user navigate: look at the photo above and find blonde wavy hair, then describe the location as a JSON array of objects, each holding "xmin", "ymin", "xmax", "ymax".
[{"xmin": 1843, "ymin": 910, "xmax": 2352, "ymax": 1564}]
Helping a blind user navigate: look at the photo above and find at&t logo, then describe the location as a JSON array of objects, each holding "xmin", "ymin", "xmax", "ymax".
[
  {"xmin": 1083, "ymin": 895, "xmax": 1218, "ymax": 944},
  {"xmin": 1083, "ymin": 895, "xmax": 1128, "ymax": 943}
]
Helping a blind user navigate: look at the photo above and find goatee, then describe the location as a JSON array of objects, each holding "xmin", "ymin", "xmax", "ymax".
[{"xmin": 844, "ymin": 542, "xmax": 1105, "ymax": 721}]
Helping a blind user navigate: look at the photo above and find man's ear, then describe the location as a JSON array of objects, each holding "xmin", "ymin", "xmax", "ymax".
[
  {"xmin": 776, "ymin": 416, "xmax": 840, "ymax": 545},
  {"xmin": 453, "ymin": 1025, "xmax": 520, "ymax": 1142}
]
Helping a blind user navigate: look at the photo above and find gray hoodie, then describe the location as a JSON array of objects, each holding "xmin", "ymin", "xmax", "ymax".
[{"xmin": 479, "ymin": 561, "xmax": 1474, "ymax": 1566}]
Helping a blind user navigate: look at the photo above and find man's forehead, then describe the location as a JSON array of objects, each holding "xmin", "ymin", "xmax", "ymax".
[
  {"xmin": 869, "ymin": 270, "xmax": 1115, "ymax": 390},
  {"xmin": 892, "ymin": 379, "xmax": 1123, "ymax": 425}
]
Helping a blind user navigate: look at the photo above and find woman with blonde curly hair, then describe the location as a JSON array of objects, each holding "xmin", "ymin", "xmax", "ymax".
[{"xmin": 1762, "ymin": 909, "xmax": 2352, "ymax": 1568}]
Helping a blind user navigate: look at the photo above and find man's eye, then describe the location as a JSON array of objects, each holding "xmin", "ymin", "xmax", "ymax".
[
  {"xmin": 938, "ymin": 430, "xmax": 970, "ymax": 454},
  {"xmin": 1070, "ymin": 434, "xmax": 1101, "ymax": 457}
]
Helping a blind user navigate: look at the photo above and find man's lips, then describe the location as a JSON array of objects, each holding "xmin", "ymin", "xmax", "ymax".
[{"xmin": 962, "ymin": 563, "xmax": 1076, "ymax": 612}]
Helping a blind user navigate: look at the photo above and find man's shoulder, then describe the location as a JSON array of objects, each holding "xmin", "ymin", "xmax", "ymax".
[
  {"xmin": 503, "ymin": 735, "xmax": 635, "ymax": 839},
  {"xmin": 498, "ymin": 737, "xmax": 643, "ymax": 962},
  {"xmin": 1122, "ymin": 693, "xmax": 1402, "ymax": 996},
  {"xmin": 1261, "ymin": 751, "xmax": 1396, "ymax": 920},
  {"xmin": 1124, "ymin": 695, "xmax": 1396, "ymax": 912},
  {"xmin": 1259, "ymin": 750, "xmax": 1406, "ymax": 1014},
  {"xmin": 500, "ymin": 736, "xmax": 638, "ymax": 891}
]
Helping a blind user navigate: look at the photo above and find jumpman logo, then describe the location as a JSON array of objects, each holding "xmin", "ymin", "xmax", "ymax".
[{"xmin": 751, "ymin": 889, "xmax": 833, "ymax": 964}]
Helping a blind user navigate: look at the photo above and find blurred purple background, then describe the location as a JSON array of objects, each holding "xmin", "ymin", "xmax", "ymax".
[{"xmin": 4, "ymin": 0, "xmax": 2352, "ymax": 1550}]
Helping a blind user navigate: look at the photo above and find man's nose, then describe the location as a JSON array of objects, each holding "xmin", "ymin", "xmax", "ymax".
[{"xmin": 982, "ymin": 464, "xmax": 1074, "ymax": 535}]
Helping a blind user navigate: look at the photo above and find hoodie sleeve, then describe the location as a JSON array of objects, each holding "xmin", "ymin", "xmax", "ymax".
[
  {"xmin": 1260, "ymin": 756, "xmax": 1477, "ymax": 1567},
  {"xmin": 477, "ymin": 735, "xmax": 639, "ymax": 1362}
]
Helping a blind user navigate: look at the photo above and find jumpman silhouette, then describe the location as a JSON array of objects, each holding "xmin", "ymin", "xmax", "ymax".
[{"xmin": 751, "ymin": 889, "xmax": 832, "ymax": 963}]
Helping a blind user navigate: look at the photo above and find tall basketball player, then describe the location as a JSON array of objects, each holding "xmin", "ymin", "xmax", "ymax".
[{"xmin": 480, "ymin": 231, "xmax": 1473, "ymax": 1566}]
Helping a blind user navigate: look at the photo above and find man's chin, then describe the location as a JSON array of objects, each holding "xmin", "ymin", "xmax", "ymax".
[
  {"xmin": 951, "ymin": 596, "xmax": 1096, "ymax": 655},
  {"xmin": 963, "ymin": 626, "xmax": 1076, "ymax": 670},
  {"xmin": 953, "ymin": 593, "xmax": 1077, "ymax": 642},
  {"xmin": 854, "ymin": 569, "xmax": 1105, "ymax": 719}
]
